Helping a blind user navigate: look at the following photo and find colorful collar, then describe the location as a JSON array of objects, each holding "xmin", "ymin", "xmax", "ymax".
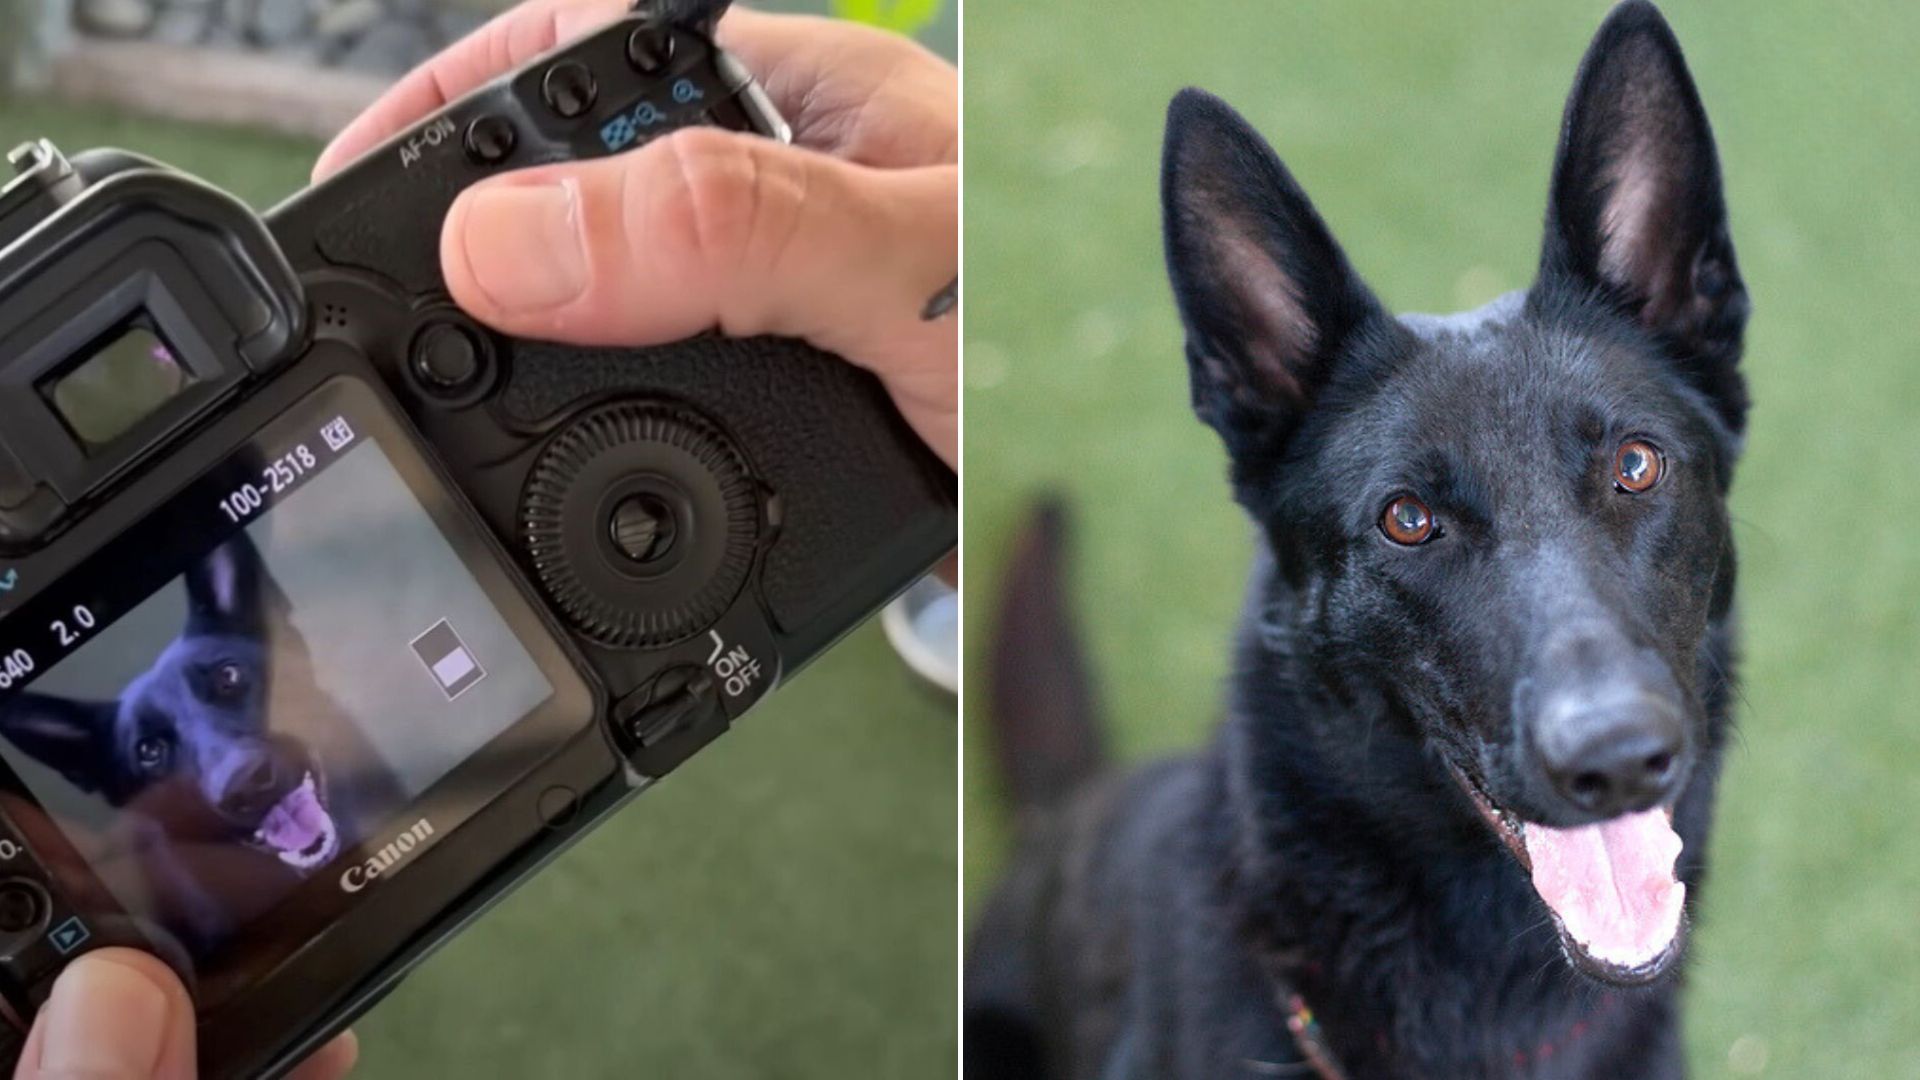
[
  {"xmin": 1281, "ymin": 992, "xmax": 1349, "ymax": 1080},
  {"xmin": 1276, "ymin": 983, "xmax": 1622, "ymax": 1078}
]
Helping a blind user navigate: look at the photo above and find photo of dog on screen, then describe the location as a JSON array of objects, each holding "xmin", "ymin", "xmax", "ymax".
[{"xmin": 0, "ymin": 533, "xmax": 407, "ymax": 957}]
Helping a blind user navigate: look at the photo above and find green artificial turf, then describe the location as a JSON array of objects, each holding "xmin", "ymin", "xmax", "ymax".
[
  {"xmin": 964, "ymin": 2, "xmax": 1920, "ymax": 1077},
  {"xmin": 0, "ymin": 96, "xmax": 957, "ymax": 1078}
]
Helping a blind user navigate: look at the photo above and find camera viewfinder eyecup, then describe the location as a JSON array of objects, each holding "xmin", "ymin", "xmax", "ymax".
[{"xmin": 0, "ymin": 142, "xmax": 306, "ymax": 549}]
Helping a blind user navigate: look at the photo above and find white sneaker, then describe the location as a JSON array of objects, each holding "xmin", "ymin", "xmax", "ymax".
[{"xmin": 882, "ymin": 575, "xmax": 958, "ymax": 694}]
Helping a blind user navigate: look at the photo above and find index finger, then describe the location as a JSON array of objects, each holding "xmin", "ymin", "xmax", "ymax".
[
  {"xmin": 313, "ymin": 0, "xmax": 624, "ymax": 180},
  {"xmin": 314, "ymin": 5, "xmax": 954, "ymax": 180}
]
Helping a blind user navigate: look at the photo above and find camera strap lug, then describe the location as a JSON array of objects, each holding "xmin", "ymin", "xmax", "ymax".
[{"xmin": 628, "ymin": 0, "xmax": 732, "ymax": 36}]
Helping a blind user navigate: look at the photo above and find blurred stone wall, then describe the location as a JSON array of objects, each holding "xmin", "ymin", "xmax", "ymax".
[
  {"xmin": 65, "ymin": 0, "xmax": 486, "ymax": 77},
  {"xmin": 5, "ymin": 0, "xmax": 952, "ymax": 135}
]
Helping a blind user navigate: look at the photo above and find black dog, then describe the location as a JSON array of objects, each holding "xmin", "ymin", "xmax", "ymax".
[
  {"xmin": 967, "ymin": 4, "xmax": 1747, "ymax": 1077},
  {"xmin": 0, "ymin": 534, "xmax": 404, "ymax": 954}
]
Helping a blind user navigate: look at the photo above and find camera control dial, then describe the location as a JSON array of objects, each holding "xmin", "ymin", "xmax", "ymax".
[{"xmin": 521, "ymin": 403, "xmax": 758, "ymax": 649}]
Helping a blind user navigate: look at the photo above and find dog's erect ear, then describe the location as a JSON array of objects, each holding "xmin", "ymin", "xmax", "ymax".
[
  {"xmin": 1162, "ymin": 89, "xmax": 1387, "ymax": 455},
  {"xmin": 186, "ymin": 536, "xmax": 268, "ymax": 637},
  {"xmin": 0, "ymin": 695, "xmax": 116, "ymax": 795},
  {"xmin": 1541, "ymin": 1, "xmax": 1749, "ymax": 433}
]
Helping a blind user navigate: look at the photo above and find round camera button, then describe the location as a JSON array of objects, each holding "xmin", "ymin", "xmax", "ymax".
[
  {"xmin": 542, "ymin": 61, "xmax": 599, "ymax": 119},
  {"xmin": 411, "ymin": 323, "xmax": 483, "ymax": 392},
  {"xmin": 536, "ymin": 785, "xmax": 580, "ymax": 829},
  {"xmin": 464, "ymin": 116, "xmax": 518, "ymax": 165},
  {"xmin": 0, "ymin": 879, "xmax": 46, "ymax": 935},
  {"xmin": 625, "ymin": 27, "xmax": 675, "ymax": 74}
]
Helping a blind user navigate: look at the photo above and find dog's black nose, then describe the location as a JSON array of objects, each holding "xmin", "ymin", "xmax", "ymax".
[
  {"xmin": 1536, "ymin": 700, "xmax": 1687, "ymax": 817},
  {"xmin": 1520, "ymin": 619, "xmax": 1692, "ymax": 819}
]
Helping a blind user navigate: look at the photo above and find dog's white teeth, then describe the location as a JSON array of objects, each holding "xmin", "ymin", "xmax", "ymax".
[{"xmin": 274, "ymin": 815, "xmax": 341, "ymax": 871}]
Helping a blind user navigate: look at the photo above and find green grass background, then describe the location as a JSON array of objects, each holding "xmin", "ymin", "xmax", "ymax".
[
  {"xmin": 0, "ymin": 98, "xmax": 956, "ymax": 1078},
  {"xmin": 965, "ymin": 2, "xmax": 1920, "ymax": 1077}
]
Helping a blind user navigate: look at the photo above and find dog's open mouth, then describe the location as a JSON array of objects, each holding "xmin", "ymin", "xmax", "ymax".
[
  {"xmin": 249, "ymin": 772, "xmax": 340, "ymax": 873},
  {"xmin": 1447, "ymin": 763, "xmax": 1686, "ymax": 985}
]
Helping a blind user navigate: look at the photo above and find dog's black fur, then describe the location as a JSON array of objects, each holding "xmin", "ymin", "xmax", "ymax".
[
  {"xmin": 0, "ymin": 534, "xmax": 405, "ymax": 954},
  {"xmin": 967, "ymin": 4, "xmax": 1748, "ymax": 1078}
]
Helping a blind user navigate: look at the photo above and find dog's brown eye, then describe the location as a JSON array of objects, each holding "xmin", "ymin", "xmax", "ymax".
[
  {"xmin": 213, "ymin": 664, "xmax": 246, "ymax": 697},
  {"xmin": 1381, "ymin": 495, "xmax": 1436, "ymax": 545},
  {"xmin": 135, "ymin": 736, "xmax": 170, "ymax": 772},
  {"xmin": 1614, "ymin": 439, "xmax": 1664, "ymax": 493}
]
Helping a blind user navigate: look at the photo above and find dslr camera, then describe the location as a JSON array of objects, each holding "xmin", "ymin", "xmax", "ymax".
[{"xmin": 0, "ymin": 5, "xmax": 954, "ymax": 1075}]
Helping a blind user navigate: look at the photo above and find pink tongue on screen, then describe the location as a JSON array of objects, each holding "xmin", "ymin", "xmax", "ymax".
[
  {"xmin": 259, "ymin": 783, "xmax": 330, "ymax": 854},
  {"xmin": 1523, "ymin": 807, "xmax": 1686, "ymax": 969}
]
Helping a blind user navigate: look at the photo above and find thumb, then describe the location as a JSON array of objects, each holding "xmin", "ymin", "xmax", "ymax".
[
  {"xmin": 441, "ymin": 127, "xmax": 957, "ymax": 464},
  {"xmin": 17, "ymin": 949, "xmax": 195, "ymax": 1080}
]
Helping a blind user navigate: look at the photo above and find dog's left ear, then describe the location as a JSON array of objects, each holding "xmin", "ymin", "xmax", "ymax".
[
  {"xmin": 0, "ymin": 695, "xmax": 117, "ymax": 796},
  {"xmin": 1541, "ymin": 1, "xmax": 1749, "ymax": 434},
  {"xmin": 186, "ymin": 537, "xmax": 267, "ymax": 637}
]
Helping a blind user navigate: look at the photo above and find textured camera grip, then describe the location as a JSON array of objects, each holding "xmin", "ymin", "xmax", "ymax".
[
  {"xmin": 501, "ymin": 334, "xmax": 953, "ymax": 633},
  {"xmin": 309, "ymin": 163, "xmax": 484, "ymax": 299}
]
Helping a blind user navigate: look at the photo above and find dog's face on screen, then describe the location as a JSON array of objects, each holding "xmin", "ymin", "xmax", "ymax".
[
  {"xmin": 0, "ymin": 537, "xmax": 342, "ymax": 873},
  {"xmin": 1160, "ymin": 2, "xmax": 1746, "ymax": 985}
]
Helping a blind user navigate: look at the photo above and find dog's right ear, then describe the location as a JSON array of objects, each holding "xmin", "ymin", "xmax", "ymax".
[
  {"xmin": 186, "ymin": 537, "xmax": 267, "ymax": 637},
  {"xmin": 1540, "ymin": 1, "xmax": 1748, "ymax": 434},
  {"xmin": 1161, "ymin": 89, "xmax": 1387, "ymax": 455},
  {"xmin": 0, "ymin": 695, "xmax": 115, "ymax": 795}
]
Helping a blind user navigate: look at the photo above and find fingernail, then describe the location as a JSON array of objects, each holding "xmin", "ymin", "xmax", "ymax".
[
  {"xmin": 39, "ymin": 954, "xmax": 174, "ymax": 1077},
  {"xmin": 457, "ymin": 181, "xmax": 589, "ymax": 313}
]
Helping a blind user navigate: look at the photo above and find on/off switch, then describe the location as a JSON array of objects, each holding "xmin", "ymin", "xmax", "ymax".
[{"xmin": 616, "ymin": 665, "xmax": 721, "ymax": 748}]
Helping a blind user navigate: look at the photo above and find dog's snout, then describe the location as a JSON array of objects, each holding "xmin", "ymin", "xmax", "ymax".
[
  {"xmin": 217, "ymin": 748, "xmax": 284, "ymax": 817},
  {"xmin": 1521, "ymin": 624, "xmax": 1691, "ymax": 819},
  {"xmin": 1535, "ymin": 698, "xmax": 1686, "ymax": 817}
]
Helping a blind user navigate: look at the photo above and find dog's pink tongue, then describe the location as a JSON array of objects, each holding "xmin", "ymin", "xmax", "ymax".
[
  {"xmin": 1523, "ymin": 808, "xmax": 1685, "ymax": 969},
  {"xmin": 260, "ymin": 783, "xmax": 328, "ymax": 854}
]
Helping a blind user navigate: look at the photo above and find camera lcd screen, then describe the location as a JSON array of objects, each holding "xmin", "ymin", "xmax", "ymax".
[
  {"xmin": 0, "ymin": 383, "xmax": 564, "ymax": 986},
  {"xmin": 40, "ymin": 320, "xmax": 194, "ymax": 451}
]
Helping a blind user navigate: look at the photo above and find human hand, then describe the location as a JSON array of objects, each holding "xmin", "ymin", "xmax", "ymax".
[
  {"xmin": 11, "ymin": 949, "xmax": 357, "ymax": 1080},
  {"xmin": 315, "ymin": 2, "xmax": 959, "ymax": 468}
]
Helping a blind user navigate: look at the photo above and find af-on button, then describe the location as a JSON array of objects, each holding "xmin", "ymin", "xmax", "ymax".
[{"xmin": 463, "ymin": 115, "xmax": 518, "ymax": 166}]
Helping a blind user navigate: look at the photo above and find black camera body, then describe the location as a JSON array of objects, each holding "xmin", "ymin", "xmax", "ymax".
[{"xmin": 0, "ymin": 10, "xmax": 952, "ymax": 1077}]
